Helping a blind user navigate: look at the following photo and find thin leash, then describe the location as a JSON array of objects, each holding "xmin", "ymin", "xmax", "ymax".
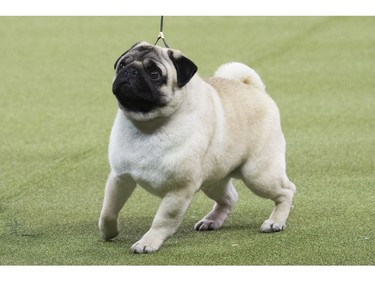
[{"xmin": 154, "ymin": 16, "xmax": 170, "ymax": 48}]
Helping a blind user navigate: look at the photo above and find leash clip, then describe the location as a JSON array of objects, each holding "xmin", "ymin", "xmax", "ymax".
[
  {"xmin": 158, "ymin": 31, "xmax": 165, "ymax": 39},
  {"xmin": 154, "ymin": 16, "xmax": 170, "ymax": 48}
]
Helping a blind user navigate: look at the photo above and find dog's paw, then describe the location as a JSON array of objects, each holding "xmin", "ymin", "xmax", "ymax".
[
  {"xmin": 98, "ymin": 217, "xmax": 119, "ymax": 240},
  {"xmin": 131, "ymin": 241, "xmax": 160, "ymax": 254},
  {"xmin": 100, "ymin": 230, "xmax": 119, "ymax": 241},
  {"xmin": 260, "ymin": 219, "xmax": 286, "ymax": 233},
  {"xmin": 194, "ymin": 219, "xmax": 222, "ymax": 231},
  {"xmin": 130, "ymin": 234, "xmax": 164, "ymax": 254}
]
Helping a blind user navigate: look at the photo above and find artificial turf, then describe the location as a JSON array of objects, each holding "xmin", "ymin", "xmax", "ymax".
[{"xmin": 0, "ymin": 16, "xmax": 374, "ymax": 265}]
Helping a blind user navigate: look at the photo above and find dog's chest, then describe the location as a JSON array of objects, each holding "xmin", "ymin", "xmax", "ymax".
[{"xmin": 109, "ymin": 121, "xmax": 198, "ymax": 192}]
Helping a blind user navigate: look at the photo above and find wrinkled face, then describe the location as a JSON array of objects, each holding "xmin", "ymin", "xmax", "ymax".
[{"xmin": 112, "ymin": 42, "xmax": 197, "ymax": 121}]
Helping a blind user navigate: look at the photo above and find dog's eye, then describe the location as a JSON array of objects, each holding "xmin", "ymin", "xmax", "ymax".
[{"xmin": 149, "ymin": 68, "xmax": 161, "ymax": 80}]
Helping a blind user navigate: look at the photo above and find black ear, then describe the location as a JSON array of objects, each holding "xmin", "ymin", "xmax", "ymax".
[{"xmin": 168, "ymin": 50, "xmax": 198, "ymax": 88}]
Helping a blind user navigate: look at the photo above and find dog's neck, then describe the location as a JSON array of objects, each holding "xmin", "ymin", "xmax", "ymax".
[{"xmin": 126, "ymin": 115, "xmax": 172, "ymax": 134}]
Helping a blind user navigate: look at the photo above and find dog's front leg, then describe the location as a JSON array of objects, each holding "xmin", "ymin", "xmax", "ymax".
[
  {"xmin": 99, "ymin": 172, "xmax": 136, "ymax": 240},
  {"xmin": 131, "ymin": 187, "xmax": 196, "ymax": 254}
]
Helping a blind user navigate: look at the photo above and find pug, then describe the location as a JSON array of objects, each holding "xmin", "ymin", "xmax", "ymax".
[{"xmin": 98, "ymin": 41, "xmax": 296, "ymax": 254}]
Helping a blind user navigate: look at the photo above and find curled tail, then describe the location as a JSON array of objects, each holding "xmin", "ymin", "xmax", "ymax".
[{"xmin": 214, "ymin": 62, "xmax": 265, "ymax": 90}]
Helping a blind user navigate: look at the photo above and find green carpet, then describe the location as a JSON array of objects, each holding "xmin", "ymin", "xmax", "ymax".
[{"xmin": 0, "ymin": 16, "xmax": 374, "ymax": 265}]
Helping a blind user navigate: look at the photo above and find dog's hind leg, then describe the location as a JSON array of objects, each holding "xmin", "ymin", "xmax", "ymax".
[
  {"xmin": 195, "ymin": 178, "xmax": 238, "ymax": 231},
  {"xmin": 241, "ymin": 159, "xmax": 296, "ymax": 233},
  {"xmin": 99, "ymin": 172, "xmax": 136, "ymax": 240},
  {"xmin": 258, "ymin": 179, "xmax": 296, "ymax": 232}
]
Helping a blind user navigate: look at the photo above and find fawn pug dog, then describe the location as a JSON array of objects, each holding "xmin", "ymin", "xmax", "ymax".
[{"xmin": 99, "ymin": 42, "xmax": 296, "ymax": 254}]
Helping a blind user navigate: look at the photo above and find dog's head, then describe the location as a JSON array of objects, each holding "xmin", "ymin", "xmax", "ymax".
[{"xmin": 112, "ymin": 42, "xmax": 198, "ymax": 121}]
